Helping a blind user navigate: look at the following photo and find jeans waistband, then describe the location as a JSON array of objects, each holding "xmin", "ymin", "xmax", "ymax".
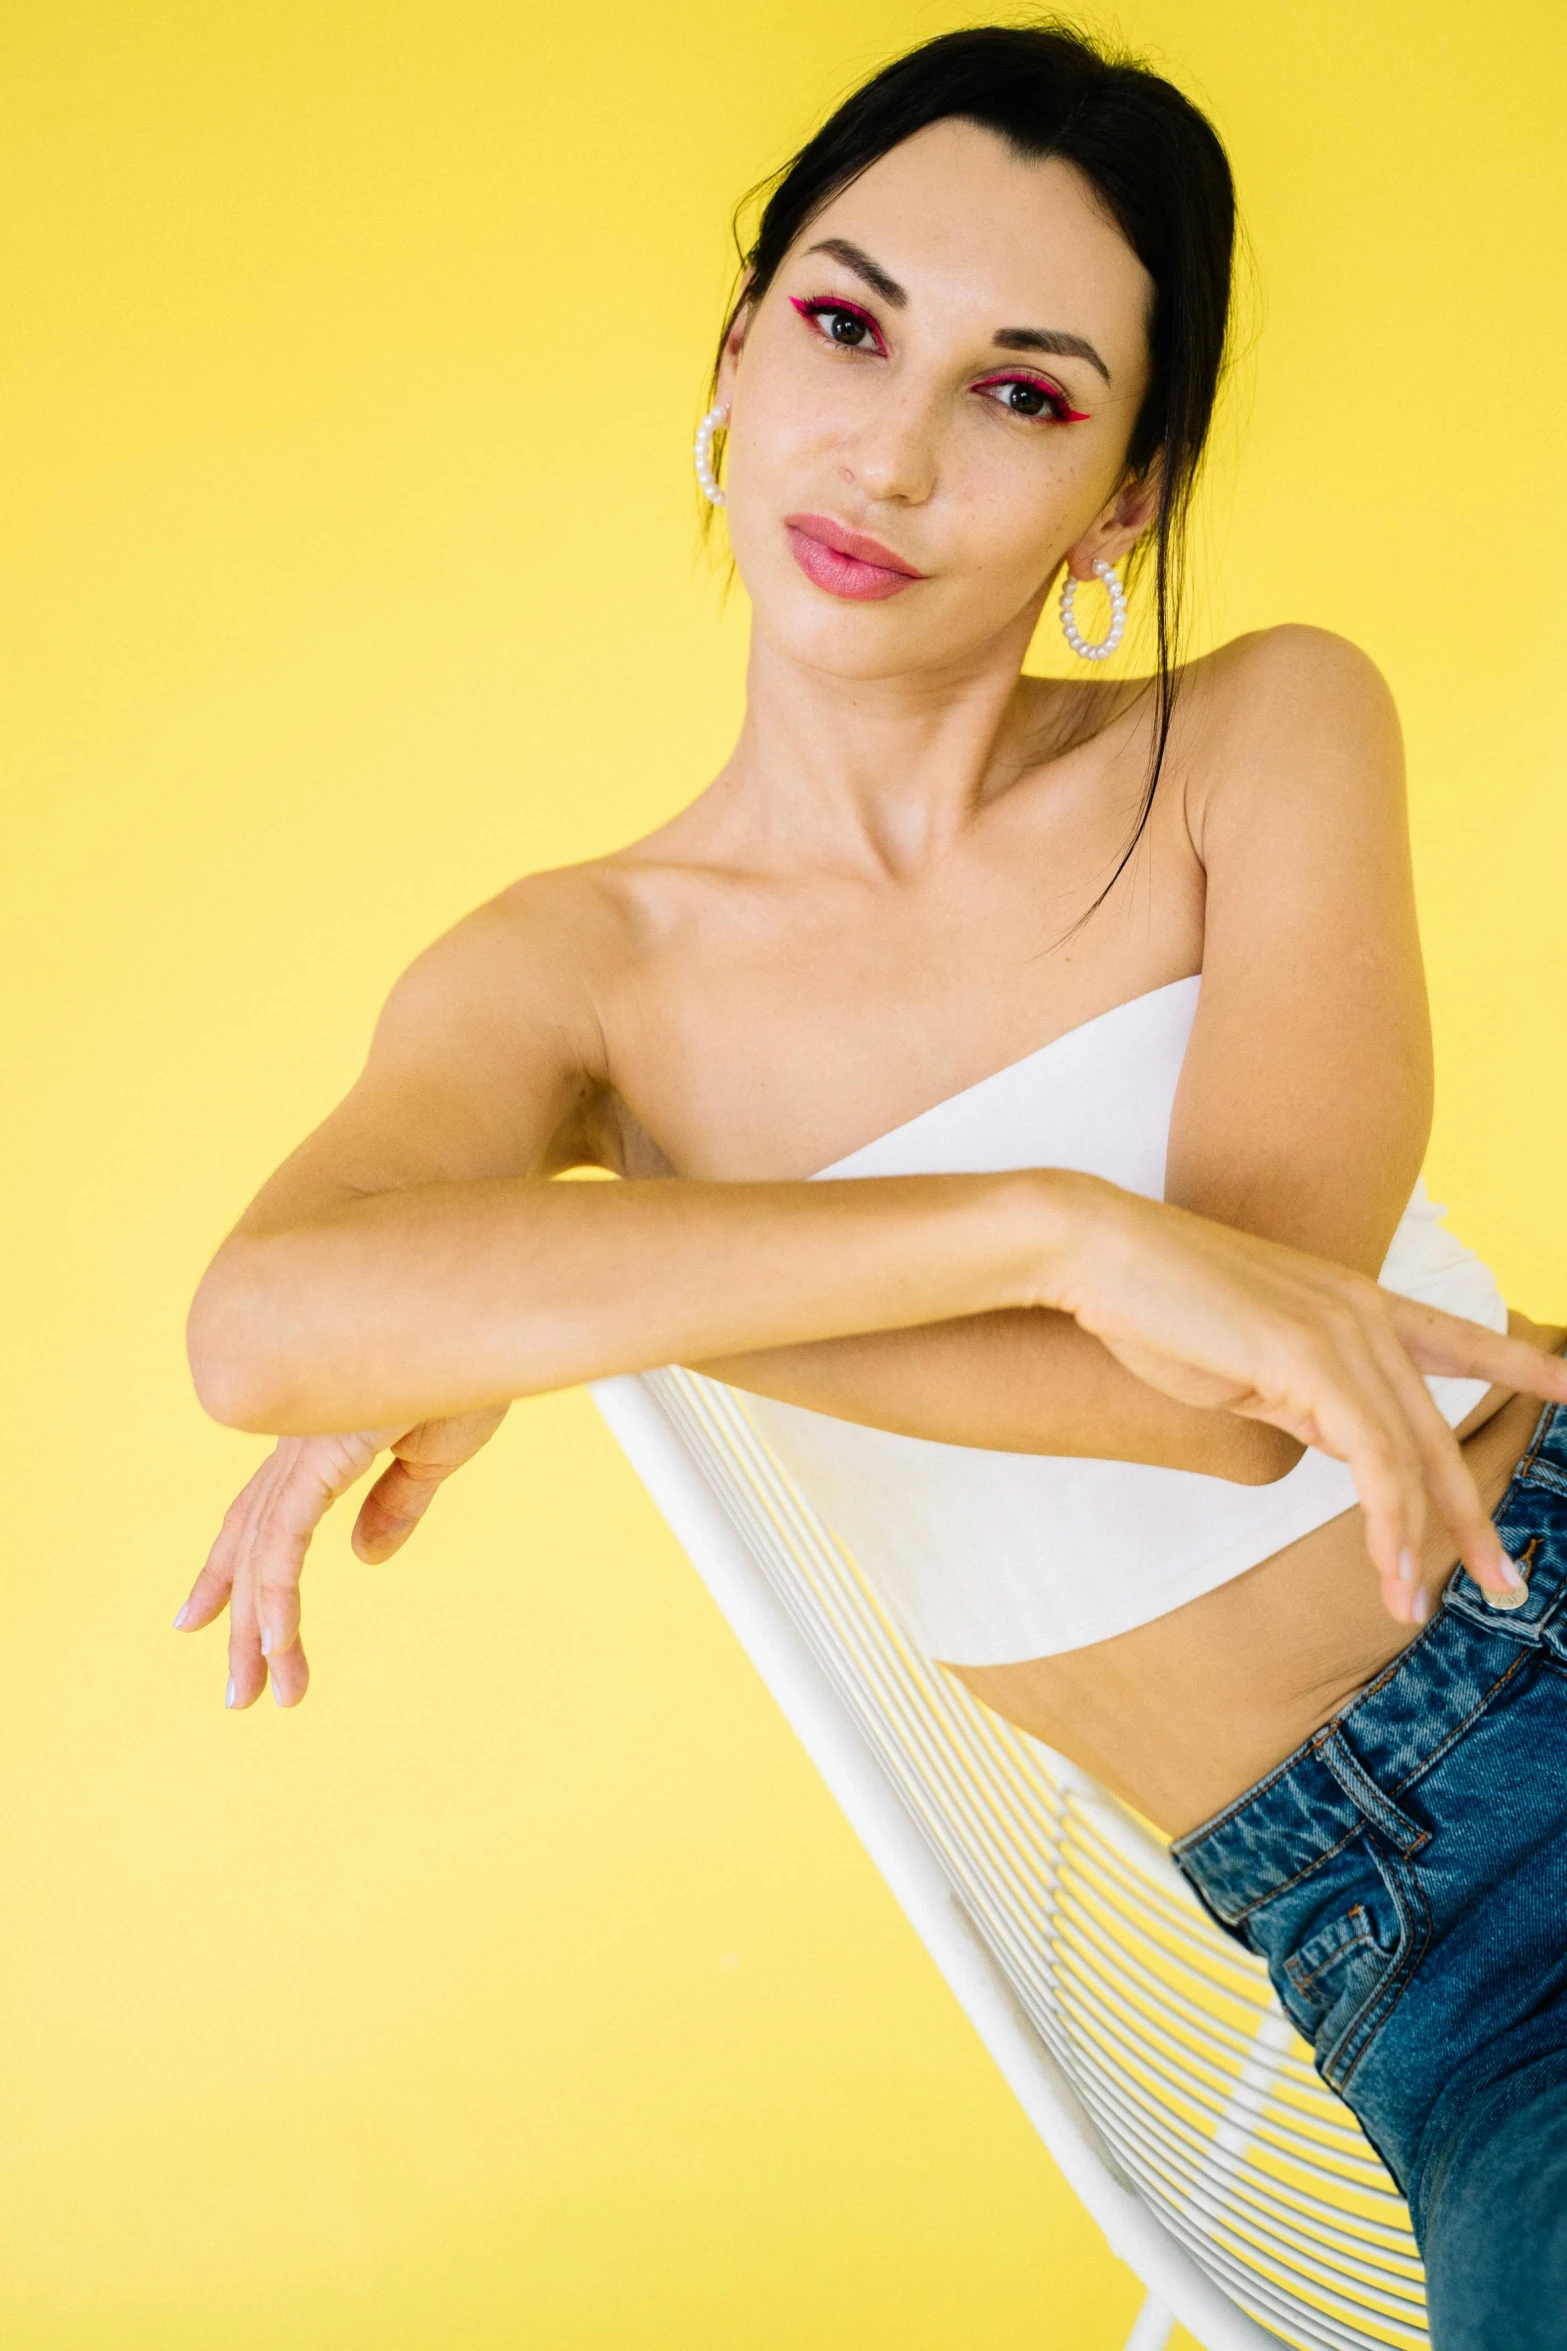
[{"xmin": 1172, "ymin": 1401, "xmax": 1567, "ymax": 1930}]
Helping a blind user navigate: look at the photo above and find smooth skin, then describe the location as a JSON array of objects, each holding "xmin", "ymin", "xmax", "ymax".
[{"xmin": 183, "ymin": 122, "xmax": 1567, "ymax": 1835}]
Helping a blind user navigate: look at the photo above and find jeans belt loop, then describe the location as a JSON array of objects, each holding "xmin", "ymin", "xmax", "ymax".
[
  {"xmin": 1444, "ymin": 1544, "xmax": 1553, "ymax": 1648},
  {"xmin": 1315, "ymin": 1726, "xmax": 1428, "ymax": 1856}
]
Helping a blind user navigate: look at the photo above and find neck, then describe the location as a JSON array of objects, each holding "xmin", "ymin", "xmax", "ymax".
[{"xmin": 718, "ymin": 605, "xmax": 1067, "ymax": 878}]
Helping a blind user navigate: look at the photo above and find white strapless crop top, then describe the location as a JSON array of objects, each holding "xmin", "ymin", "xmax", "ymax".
[{"xmin": 739, "ymin": 978, "xmax": 1508, "ymax": 1665}]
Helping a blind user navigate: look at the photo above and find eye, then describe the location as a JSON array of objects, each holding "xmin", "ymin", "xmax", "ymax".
[
  {"xmin": 996, "ymin": 380, "xmax": 1052, "ymax": 418},
  {"xmin": 972, "ymin": 371, "xmax": 1089, "ymax": 424},
  {"xmin": 789, "ymin": 295, "xmax": 887, "ymax": 356}
]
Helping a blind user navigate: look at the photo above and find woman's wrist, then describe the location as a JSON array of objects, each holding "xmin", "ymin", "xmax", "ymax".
[{"xmin": 1004, "ymin": 1167, "xmax": 1126, "ymax": 1315}]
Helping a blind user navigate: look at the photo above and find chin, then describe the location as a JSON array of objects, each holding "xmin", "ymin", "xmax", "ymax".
[
  {"xmin": 749, "ymin": 575, "xmax": 1027, "ymax": 683},
  {"xmin": 768, "ymin": 604, "xmax": 940, "ymax": 678}
]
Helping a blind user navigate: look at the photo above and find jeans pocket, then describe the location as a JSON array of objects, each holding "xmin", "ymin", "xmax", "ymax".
[
  {"xmin": 1282, "ymin": 1905, "xmax": 1382, "ymax": 2029},
  {"xmin": 1258, "ymin": 1853, "xmax": 1413, "ymax": 2088}
]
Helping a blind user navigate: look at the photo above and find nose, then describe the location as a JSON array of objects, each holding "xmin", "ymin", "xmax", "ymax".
[{"xmin": 842, "ymin": 386, "xmax": 939, "ymax": 506}]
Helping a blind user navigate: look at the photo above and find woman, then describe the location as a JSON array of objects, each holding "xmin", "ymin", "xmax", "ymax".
[{"xmin": 179, "ymin": 27, "xmax": 1567, "ymax": 2345}]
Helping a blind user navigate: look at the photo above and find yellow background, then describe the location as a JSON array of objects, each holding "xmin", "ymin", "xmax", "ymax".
[{"xmin": 3, "ymin": 3, "xmax": 1563, "ymax": 2344}]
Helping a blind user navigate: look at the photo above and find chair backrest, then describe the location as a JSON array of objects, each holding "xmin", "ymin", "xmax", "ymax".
[{"xmin": 592, "ymin": 1367, "xmax": 1430, "ymax": 2351}]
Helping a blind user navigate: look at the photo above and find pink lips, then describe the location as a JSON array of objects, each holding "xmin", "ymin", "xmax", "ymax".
[{"xmin": 784, "ymin": 511, "xmax": 927, "ymax": 601}]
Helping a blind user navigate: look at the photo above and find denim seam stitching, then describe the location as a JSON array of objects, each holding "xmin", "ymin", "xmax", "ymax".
[
  {"xmin": 1320, "ymin": 1598, "xmax": 1485, "ymax": 1742},
  {"xmin": 1175, "ymin": 1400, "xmax": 1566, "ymax": 1895},
  {"xmin": 1318, "ymin": 1730, "xmax": 1430, "ymax": 1854},
  {"xmin": 1323, "ymin": 1850, "xmax": 1432, "ymax": 2092},
  {"xmin": 1284, "ymin": 1909, "xmax": 1375, "ymax": 1997},
  {"xmin": 1178, "ymin": 1617, "xmax": 1536, "ymax": 1898},
  {"xmin": 1194, "ymin": 1646, "xmax": 1537, "ymax": 1921},
  {"xmin": 1511, "ymin": 1398, "xmax": 1558, "ymax": 1489},
  {"xmin": 1172, "ymin": 1748, "xmax": 1336, "ymax": 1862},
  {"xmin": 1387, "ymin": 1649, "xmax": 1534, "ymax": 1799},
  {"xmin": 1170, "ymin": 1636, "xmax": 1435, "ymax": 1863},
  {"xmin": 1196, "ymin": 1645, "xmax": 1538, "ymax": 1929},
  {"xmin": 1222, "ymin": 1818, "xmax": 1366, "ymax": 1926},
  {"xmin": 1445, "ymin": 1538, "xmax": 1550, "ymax": 1639},
  {"xmin": 1288, "ymin": 1933, "xmax": 1373, "ymax": 1998}
]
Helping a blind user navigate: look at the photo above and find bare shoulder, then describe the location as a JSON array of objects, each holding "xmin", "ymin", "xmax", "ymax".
[
  {"xmin": 367, "ymin": 857, "xmax": 647, "ymax": 1090},
  {"xmin": 1175, "ymin": 625, "xmax": 1404, "ymax": 850},
  {"xmin": 364, "ymin": 793, "xmax": 732, "ymax": 1111},
  {"xmin": 233, "ymin": 856, "xmax": 658, "ymax": 1215},
  {"xmin": 1193, "ymin": 622, "xmax": 1397, "ymax": 738}
]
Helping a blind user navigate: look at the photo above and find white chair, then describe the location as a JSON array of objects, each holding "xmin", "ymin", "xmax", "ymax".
[{"xmin": 592, "ymin": 1366, "xmax": 1430, "ymax": 2351}]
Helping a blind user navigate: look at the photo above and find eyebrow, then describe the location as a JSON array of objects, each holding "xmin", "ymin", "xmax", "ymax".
[
  {"xmin": 804, "ymin": 237, "xmax": 907, "ymax": 305},
  {"xmin": 992, "ymin": 326, "xmax": 1112, "ymax": 386},
  {"xmin": 800, "ymin": 236, "xmax": 1113, "ymax": 389}
]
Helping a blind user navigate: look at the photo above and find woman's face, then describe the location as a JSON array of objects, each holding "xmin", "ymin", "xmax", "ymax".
[{"xmin": 718, "ymin": 119, "xmax": 1155, "ymax": 681}]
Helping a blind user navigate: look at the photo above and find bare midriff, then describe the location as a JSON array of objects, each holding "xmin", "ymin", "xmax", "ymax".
[{"xmin": 948, "ymin": 1315, "xmax": 1566, "ymax": 1840}]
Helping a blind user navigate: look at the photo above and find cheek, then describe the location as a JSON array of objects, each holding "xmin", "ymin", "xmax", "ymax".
[
  {"xmin": 722, "ymin": 378, "xmax": 857, "ymax": 585},
  {"xmin": 733, "ymin": 354, "xmax": 857, "ymax": 486},
  {"xmin": 939, "ymin": 438, "xmax": 1082, "ymax": 593}
]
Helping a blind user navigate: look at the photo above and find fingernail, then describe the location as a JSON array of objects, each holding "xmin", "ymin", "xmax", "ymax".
[
  {"xmin": 173, "ymin": 1603, "xmax": 190, "ymax": 1630},
  {"xmin": 225, "ymin": 1678, "xmax": 238, "ymax": 1709},
  {"xmin": 1399, "ymin": 1548, "xmax": 1419, "ymax": 1587},
  {"xmin": 1412, "ymin": 1588, "xmax": 1429, "ymax": 1625},
  {"xmin": 272, "ymin": 1680, "xmax": 285, "ymax": 1708},
  {"xmin": 1481, "ymin": 1548, "xmax": 1530, "ymax": 1611},
  {"xmin": 260, "ymin": 1627, "xmax": 273, "ymax": 1657}
]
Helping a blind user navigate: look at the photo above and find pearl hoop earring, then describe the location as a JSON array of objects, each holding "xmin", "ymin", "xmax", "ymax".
[
  {"xmin": 694, "ymin": 404, "xmax": 728, "ymax": 507},
  {"xmin": 1059, "ymin": 558, "xmax": 1127, "ymax": 661}
]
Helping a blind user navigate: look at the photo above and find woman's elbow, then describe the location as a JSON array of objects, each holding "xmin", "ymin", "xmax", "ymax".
[
  {"xmin": 1220, "ymin": 1422, "xmax": 1307, "ymax": 1484},
  {"xmin": 186, "ymin": 1245, "xmax": 290, "ymax": 1431}
]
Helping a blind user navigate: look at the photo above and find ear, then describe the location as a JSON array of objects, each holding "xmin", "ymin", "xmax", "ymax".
[
  {"xmin": 714, "ymin": 274, "xmax": 756, "ymax": 406},
  {"xmin": 1062, "ymin": 467, "xmax": 1161, "ymax": 579}
]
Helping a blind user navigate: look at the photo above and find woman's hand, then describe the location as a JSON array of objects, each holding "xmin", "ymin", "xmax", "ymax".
[
  {"xmin": 1048, "ymin": 1179, "xmax": 1567, "ymax": 1625},
  {"xmin": 175, "ymin": 1406, "xmax": 508, "ymax": 1707}
]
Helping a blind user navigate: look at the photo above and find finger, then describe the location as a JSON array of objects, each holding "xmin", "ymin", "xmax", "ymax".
[
  {"xmin": 1346, "ymin": 1329, "xmax": 1440, "ymax": 1627},
  {"xmin": 351, "ymin": 1405, "xmax": 508, "ymax": 1560},
  {"xmin": 226, "ymin": 1616, "xmax": 267, "ymax": 1708},
  {"xmin": 1386, "ymin": 1299, "xmax": 1567, "ymax": 1400},
  {"xmin": 249, "ymin": 1455, "xmax": 326, "ymax": 1667},
  {"xmin": 267, "ymin": 1634, "xmax": 311, "ymax": 1710},
  {"xmin": 1370, "ymin": 1323, "xmax": 1524, "ymax": 1603},
  {"xmin": 352, "ymin": 1457, "xmax": 451, "ymax": 1562},
  {"xmin": 1224, "ymin": 1286, "xmax": 1437, "ymax": 1609},
  {"xmin": 226, "ymin": 1445, "xmax": 292, "ymax": 1708},
  {"xmin": 225, "ymin": 1532, "xmax": 269, "ymax": 1709},
  {"xmin": 391, "ymin": 1404, "xmax": 510, "ymax": 1471},
  {"xmin": 248, "ymin": 1429, "xmax": 387, "ymax": 1672},
  {"xmin": 1347, "ymin": 1424, "xmax": 1425, "ymax": 1624},
  {"xmin": 176, "ymin": 1453, "xmax": 279, "ymax": 1630},
  {"xmin": 195, "ymin": 1427, "xmax": 399, "ymax": 1702},
  {"xmin": 1288, "ymin": 1320, "xmax": 1430, "ymax": 1618},
  {"xmin": 177, "ymin": 1551, "xmax": 239, "ymax": 1633}
]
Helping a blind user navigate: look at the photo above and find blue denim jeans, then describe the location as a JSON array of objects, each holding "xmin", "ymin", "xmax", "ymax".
[{"xmin": 1172, "ymin": 1400, "xmax": 1567, "ymax": 2351}]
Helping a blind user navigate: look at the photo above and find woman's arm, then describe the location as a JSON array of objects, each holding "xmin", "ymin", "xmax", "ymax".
[
  {"xmin": 689, "ymin": 1311, "xmax": 1305, "ymax": 1478},
  {"xmin": 196, "ymin": 1158, "xmax": 1077, "ymax": 1433},
  {"xmin": 186, "ymin": 891, "xmax": 1101, "ymax": 1432},
  {"xmin": 187, "ymin": 878, "xmax": 1290, "ymax": 1712},
  {"xmin": 693, "ymin": 629, "xmax": 1438, "ymax": 1456},
  {"xmin": 183, "ymin": 816, "xmax": 1567, "ymax": 1710},
  {"xmin": 190, "ymin": 865, "xmax": 1565, "ymax": 1531},
  {"xmin": 187, "ymin": 1067, "xmax": 1567, "ymax": 1713},
  {"xmin": 184, "ymin": 857, "xmax": 1296, "ymax": 1476},
  {"xmin": 194, "ymin": 636, "xmax": 1427, "ymax": 1469}
]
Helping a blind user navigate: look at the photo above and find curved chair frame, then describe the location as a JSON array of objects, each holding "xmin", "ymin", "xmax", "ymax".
[{"xmin": 592, "ymin": 1368, "xmax": 1430, "ymax": 2351}]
